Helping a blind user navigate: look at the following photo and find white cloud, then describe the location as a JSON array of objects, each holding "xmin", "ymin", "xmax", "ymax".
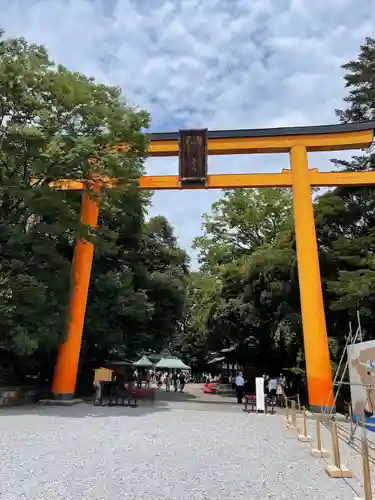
[{"xmin": 1, "ymin": 0, "xmax": 374, "ymax": 266}]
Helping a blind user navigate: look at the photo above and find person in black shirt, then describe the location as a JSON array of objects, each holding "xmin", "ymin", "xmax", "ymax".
[
  {"xmin": 179, "ymin": 373, "xmax": 186, "ymax": 393},
  {"xmin": 172, "ymin": 372, "xmax": 178, "ymax": 392}
]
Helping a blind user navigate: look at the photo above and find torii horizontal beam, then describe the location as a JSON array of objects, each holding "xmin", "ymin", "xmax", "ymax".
[
  {"xmin": 140, "ymin": 121, "xmax": 375, "ymax": 156},
  {"xmin": 46, "ymin": 170, "xmax": 375, "ymax": 190}
]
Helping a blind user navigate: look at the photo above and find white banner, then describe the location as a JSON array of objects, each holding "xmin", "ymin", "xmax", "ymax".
[{"xmin": 255, "ymin": 377, "xmax": 265, "ymax": 411}]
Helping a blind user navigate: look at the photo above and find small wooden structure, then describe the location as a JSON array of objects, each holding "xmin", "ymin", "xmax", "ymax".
[{"xmin": 93, "ymin": 367, "xmax": 114, "ymax": 383}]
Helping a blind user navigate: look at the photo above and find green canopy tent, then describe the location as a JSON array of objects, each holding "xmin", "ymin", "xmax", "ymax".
[
  {"xmin": 155, "ymin": 358, "xmax": 190, "ymax": 370},
  {"xmin": 133, "ymin": 355, "xmax": 153, "ymax": 368}
]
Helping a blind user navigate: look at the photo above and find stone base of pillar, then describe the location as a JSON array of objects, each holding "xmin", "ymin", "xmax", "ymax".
[
  {"xmin": 308, "ymin": 405, "xmax": 336, "ymax": 414},
  {"xmin": 39, "ymin": 398, "xmax": 83, "ymax": 406}
]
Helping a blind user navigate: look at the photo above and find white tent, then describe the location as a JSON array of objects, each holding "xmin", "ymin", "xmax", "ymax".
[
  {"xmin": 133, "ymin": 355, "xmax": 153, "ymax": 368},
  {"xmin": 155, "ymin": 358, "xmax": 189, "ymax": 370}
]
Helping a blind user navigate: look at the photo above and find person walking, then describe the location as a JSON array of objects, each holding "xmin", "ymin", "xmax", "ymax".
[
  {"xmin": 179, "ymin": 372, "xmax": 186, "ymax": 393},
  {"xmin": 235, "ymin": 372, "xmax": 245, "ymax": 404},
  {"xmin": 172, "ymin": 372, "xmax": 178, "ymax": 392},
  {"xmin": 263, "ymin": 373, "xmax": 269, "ymax": 397},
  {"xmin": 269, "ymin": 377, "xmax": 277, "ymax": 400},
  {"xmin": 276, "ymin": 378, "xmax": 285, "ymax": 407},
  {"xmin": 165, "ymin": 373, "xmax": 171, "ymax": 392}
]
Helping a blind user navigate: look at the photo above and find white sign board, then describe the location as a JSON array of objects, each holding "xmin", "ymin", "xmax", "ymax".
[
  {"xmin": 255, "ymin": 377, "xmax": 265, "ymax": 411},
  {"xmin": 347, "ymin": 339, "xmax": 375, "ymax": 431}
]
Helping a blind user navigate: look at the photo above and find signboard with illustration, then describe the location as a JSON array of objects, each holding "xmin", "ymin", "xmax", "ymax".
[{"xmin": 347, "ymin": 340, "xmax": 375, "ymax": 432}]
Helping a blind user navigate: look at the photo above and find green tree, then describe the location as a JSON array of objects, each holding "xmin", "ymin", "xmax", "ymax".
[
  {"xmin": 0, "ymin": 29, "xmax": 149, "ymax": 383},
  {"xmin": 193, "ymin": 188, "xmax": 292, "ymax": 270},
  {"xmin": 141, "ymin": 215, "xmax": 189, "ymax": 352},
  {"xmin": 170, "ymin": 271, "xmax": 221, "ymax": 371},
  {"xmin": 184, "ymin": 36, "xmax": 375, "ymax": 384},
  {"xmin": 324, "ymin": 36, "xmax": 375, "ymax": 334},
  {"xmin": 189, "ymin": 188, "xmax": 296, "ymax": 373},
  {"xmin": 335, "ymin": 37, "xmax": 375, "ymax": 124}
]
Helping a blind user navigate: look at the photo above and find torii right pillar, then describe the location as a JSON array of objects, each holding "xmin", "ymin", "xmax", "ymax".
[{"xmin": 290, "ymin": 145, "xmax": 334, "ymax": 412}]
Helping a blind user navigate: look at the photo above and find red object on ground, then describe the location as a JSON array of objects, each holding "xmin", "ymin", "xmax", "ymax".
[{"xmin": 203, "ymin": 383, "xmax": 217, "ymax": 394}]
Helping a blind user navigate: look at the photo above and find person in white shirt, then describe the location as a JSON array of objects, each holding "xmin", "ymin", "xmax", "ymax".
[
  {"xmin": 269, "ymin": 378, "xmax": 277, "ymax": 399},
  {"xmin": 235, "ymin": 372, "xmax": 245, "ymax": 404}
]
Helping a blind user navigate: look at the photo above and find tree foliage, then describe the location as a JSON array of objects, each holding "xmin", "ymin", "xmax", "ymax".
[
  {"xmin": 0, "ymin": 30, "xmax": 188, "ymax": 385},
  {"xmin": 183, "ymin": 37, "xmax": 375, "ymax": 383},
  {"xmin": 192, "ymin": 188, "xmax": 292, "ymax": 270}
]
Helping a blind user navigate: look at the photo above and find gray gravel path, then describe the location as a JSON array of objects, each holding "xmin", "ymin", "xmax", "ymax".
[{"xmin": 0, "ymin": 403, "xmax": 356, "ymax": 500}]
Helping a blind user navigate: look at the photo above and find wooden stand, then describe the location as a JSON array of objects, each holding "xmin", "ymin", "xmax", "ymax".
[
  {"xmin": 298, "ymin": 407, "xmax": 312, "ymax": 442},
  {"xmin": 354, "ymin": 416, "xmax": 374, "ymax": 500},
  {"xmin": 287, "ymin": 400, "xmax": 298, "ymax": 430},
  {"xmin": 311, "ymin": 415, "xmax": 330, "ymax": 458},
  {"xmin": 325, "ymin": 421, "xmax": 353, "ymax": 478},
  {"xmin": 285, "ymin": 397, "xmax": 292, "ymax": 424}
]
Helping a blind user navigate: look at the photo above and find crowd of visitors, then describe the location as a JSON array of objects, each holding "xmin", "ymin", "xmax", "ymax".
[
  {"xmin": 133, "ymin": 369, "xmax": 190, "ymax": 393},
  {"xmin": 94, "ymin": 364, "xmax": 292, "ymax": 407},
  {"xmin": 231, "ymin": 371, "xmax": 289, "ymax": 405}
]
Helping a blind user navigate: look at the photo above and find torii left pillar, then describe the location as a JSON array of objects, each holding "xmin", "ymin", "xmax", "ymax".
[{"xmin": 51, "ymin": 183, "xmax": 99, "ymax": 400}]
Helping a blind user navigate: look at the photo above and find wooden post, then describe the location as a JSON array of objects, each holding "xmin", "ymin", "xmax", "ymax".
[
  {"xmin": 325, "ymin": 421, "xmax": 353, "ymax": 478},
  {"xmin": 298, "ymin": 406, "xmax": 312, "ymax": 442},
  {"xmin": 311, "ymin": 415, "xmax": 330, "ymax": 458},
  {"xmin": 285, "ymin": 397, "xmax": 291, "ymax": 423},
  {"xmin": 362, "ymin": 424, "xmax": 373, "ymax": 500},
  {"xmin": 292, "ymin": 400, "xmax": 297, "ymax": 428},
  {"xmin": 287, "ymin": 400, "xmax": 298, "ymax": 430},
  {"xmin": 332, "ymin": 423, "xmax": 341, "ymax": 467},
  {"xmin": 353, "ymin": 413, "xmax": 373, "ymax": 500},
  {"xmin": 297, "ymin": 393, "xmax": 301, "ymax": 411}
]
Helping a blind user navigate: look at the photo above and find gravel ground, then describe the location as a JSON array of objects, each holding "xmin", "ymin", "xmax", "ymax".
[
  {"xmin": 0, "ymin": 403, "xmax": 357, "ymax": 500},
  {"xmin": 293, "ymin": 411, "xmax": 375, "ymax": 498}
]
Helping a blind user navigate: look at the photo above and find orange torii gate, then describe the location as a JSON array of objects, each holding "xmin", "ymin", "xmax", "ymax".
[{"xmin": 50, "ymin": 121, "xmax": 375, "ymax": 411}]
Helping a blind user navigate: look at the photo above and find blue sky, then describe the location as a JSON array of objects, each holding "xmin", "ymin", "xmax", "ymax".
[{"xmin": 1, "ymin": 0, "xmax": 374, "ymax": 267}]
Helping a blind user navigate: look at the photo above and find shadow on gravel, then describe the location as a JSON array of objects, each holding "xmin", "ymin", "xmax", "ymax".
[
  {"xmin": 0, "ymin": 400, "xmax": 173, "ymax": 418},
  {"xmin": 153, "ymin": 390, "xmax": 198, "ymax": 402},
  {"xmin": 0, "ymin": 385, "xmax": 251, "ymax": 419},
  {"xmin": 186, "ymin": 399, "xmax": 239, "ymax": 406},
  {"xmin": 0, "ymin": 391, "xmax": 202, "ymax": 419}
]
